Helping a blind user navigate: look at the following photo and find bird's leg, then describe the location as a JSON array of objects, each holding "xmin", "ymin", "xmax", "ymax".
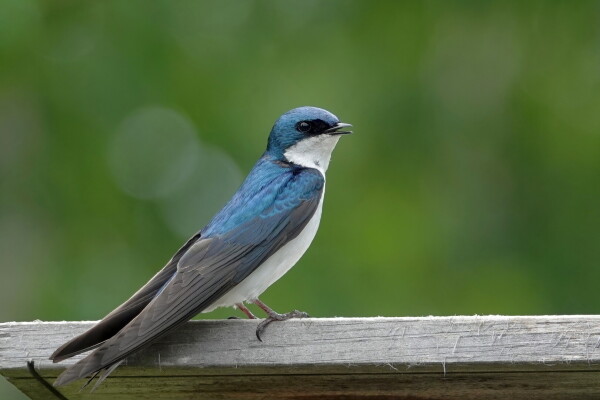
[
  {"xmin": 251, "ymin": 298, "xmax": 309, "ymax": 342},
  {"xmin": 228, "ymin": 303, "xmax": 257, "ymax": 319},
  {"xmin": 237, "ymin": 303, "xmax": 257, "ymax": 319}
]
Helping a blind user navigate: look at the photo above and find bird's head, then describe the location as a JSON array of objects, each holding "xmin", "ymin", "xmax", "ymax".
[{"xmin": 266, "ymin": 106, "xmax": 352, "ymax": 173}]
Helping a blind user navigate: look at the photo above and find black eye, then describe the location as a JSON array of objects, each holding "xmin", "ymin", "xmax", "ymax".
[{"xmin": 297, "ymin": 121, "xmax": 311, "ymax": 133}]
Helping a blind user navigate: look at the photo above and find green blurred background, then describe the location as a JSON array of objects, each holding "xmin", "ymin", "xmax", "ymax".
[{"xmin": 2, "ymin": 0, "xmax": 600, "ymax": 398}]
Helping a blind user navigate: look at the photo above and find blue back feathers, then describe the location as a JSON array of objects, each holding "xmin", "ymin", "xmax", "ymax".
[{"xmin": 202, "ymin": 156, "xmax": 323, "ymax": 237}]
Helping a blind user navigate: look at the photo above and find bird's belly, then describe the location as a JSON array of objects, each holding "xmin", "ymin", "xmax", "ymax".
[{"xmin": 203, "ymin": 197, "xmax": 324, "ymax": 312}]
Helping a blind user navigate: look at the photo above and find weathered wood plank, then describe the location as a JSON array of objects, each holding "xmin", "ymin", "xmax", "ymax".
[{"xmin": 2, "ymin": 316, "xmax": 600, "ymax": 399}]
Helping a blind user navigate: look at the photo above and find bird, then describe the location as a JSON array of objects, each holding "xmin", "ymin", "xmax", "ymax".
[{"xmin": 50, "ymin": 106, "xmax": 352, "ymax": 388}]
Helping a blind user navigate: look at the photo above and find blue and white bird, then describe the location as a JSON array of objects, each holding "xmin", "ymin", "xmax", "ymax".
[{"xmin": 51, "ymin": 106, "xmax": 352, "ymax": 387}]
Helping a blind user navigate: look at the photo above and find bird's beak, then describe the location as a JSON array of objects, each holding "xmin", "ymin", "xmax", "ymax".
[{"xmin": 324, "ymin": 122, "xmax": 353, "ymax": 135}]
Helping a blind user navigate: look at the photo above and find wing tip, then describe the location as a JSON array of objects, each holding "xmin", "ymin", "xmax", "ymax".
[
  {"xmin": 50, "ymin": 341, "xmax": 98, "ymax": 364},
  {"xmin": 49, "ymin": 344, "xmax": 70, "ymax": 363}
]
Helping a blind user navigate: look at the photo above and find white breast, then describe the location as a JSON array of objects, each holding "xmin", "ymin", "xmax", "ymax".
[{"xmin": 203, "ymin": 189, "xmax": 325, "ymax": 312}]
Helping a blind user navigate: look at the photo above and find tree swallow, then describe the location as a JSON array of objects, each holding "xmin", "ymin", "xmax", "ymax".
[{"xmin": 50, "ymin": 106, "xmax": 352, "ymax": 387}]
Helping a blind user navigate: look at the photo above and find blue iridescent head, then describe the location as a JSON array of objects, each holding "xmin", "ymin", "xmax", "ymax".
[{"xmin": 266, "ymin": 107, "xmax": 352, "ymax": 167}]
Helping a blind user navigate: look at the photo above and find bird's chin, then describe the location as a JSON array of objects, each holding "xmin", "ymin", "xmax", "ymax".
[{"xmin": 326, "ymin": 131, "xmax": 352, "ymax": 136}]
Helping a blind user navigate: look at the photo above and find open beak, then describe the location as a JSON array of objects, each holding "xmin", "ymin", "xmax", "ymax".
[{"xmin": 324, "ymin": 122, "xmax": 353, "ymax": 135}]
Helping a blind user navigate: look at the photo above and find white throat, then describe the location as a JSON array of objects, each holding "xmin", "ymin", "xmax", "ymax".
[{"xmin": 283, "ymin": 135, "xmax": 341, "ymax": 174}]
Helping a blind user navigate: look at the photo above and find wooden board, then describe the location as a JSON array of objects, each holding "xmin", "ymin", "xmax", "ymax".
[{"xmin": 2, "ymin": 316, "xmax": 600, "ymax": 399}]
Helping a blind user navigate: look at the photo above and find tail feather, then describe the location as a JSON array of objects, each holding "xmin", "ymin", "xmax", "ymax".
[
  {"xmin": 91, "ymin": 360, "xmax": 124, "ymax": 391},
  {"xmin": 54, "ymin": 346, "xmax": 117, "ymax": 387}
]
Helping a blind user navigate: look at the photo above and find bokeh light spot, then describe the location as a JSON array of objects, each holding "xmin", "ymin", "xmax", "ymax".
[
  {"xmin": 158, "ymin": 146, "xmax": 243, "ymax": 238},
  {"xmin": 108, "ymin": 107, "xmax": 200, "ymax": 199},
  {"xmin": 0, "ymin": 0, "xmax": 41, "ymax": 49}
]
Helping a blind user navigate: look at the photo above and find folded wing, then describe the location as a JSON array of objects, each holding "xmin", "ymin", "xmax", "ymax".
[{"xmin": 54, "ymin": 167, "xmax": 324, "ymax": 386}]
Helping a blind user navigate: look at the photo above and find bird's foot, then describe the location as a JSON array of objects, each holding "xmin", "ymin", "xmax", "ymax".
[{"xmin": 255, "ymin": 309, "xmax": 309, "ymax": 342}]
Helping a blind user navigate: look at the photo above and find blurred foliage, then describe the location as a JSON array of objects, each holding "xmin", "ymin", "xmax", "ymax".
[{"xmin": 2, "ymin": 0, "xmax": 600, "ymax": 398}]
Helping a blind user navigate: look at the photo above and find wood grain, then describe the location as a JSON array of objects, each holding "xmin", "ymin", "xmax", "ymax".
[{"xmin": 2, "ymin": 316, "xmax": 600, "ymax": 399}]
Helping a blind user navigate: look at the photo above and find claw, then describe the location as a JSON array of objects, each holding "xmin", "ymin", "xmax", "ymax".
[
  {"xmin": 256, "ymin": 319, "xmax": 270, "ymax": 342},
  {"xmin": 255, "ymin": 309, "xmax": 309, "ymax": 342}
]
